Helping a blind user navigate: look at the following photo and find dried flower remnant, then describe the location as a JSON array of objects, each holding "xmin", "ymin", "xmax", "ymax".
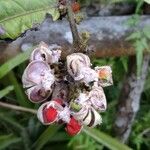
[{"xmin": 22, "ymin": 42, "xmax": 113, "ymax": 136}]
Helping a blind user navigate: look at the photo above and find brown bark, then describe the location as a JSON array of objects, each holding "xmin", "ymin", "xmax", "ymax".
[
  {"xmin": 113, "ymin": 55, "xmax": 150, "ymax": 143},
  {"xmin": 0, "ymin": 16, "xmax": 150, "ymax": 63}
]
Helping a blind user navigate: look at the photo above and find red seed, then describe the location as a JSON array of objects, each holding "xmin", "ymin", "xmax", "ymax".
[
  {"xmin": 65, "ymin": 117, "xmax": 82, "ymax": 136},
  {"xmin": 43, "ymin": 105, "xmax": 58, "ymax": 123},
  {"xmin": 53, "ymin": 98, "xmax": 63, "ymax": 105}
]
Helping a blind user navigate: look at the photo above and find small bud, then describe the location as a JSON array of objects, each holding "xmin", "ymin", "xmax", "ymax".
[
  {"xmin": 95, "ymin": 66, "xmax": 113, "ymax": 87},
  {"xmin": 65, "ymin": 117, "xmax": 82, "ymax": 136}
]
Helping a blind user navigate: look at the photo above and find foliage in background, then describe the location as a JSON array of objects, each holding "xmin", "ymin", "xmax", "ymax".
[
  {"xmin": 126, "ymin": 15, "xmax": 150, "ymax": 76},
  {"xmin": 0, "ymin": 0, "xmax": 59, "ymax": 39}
]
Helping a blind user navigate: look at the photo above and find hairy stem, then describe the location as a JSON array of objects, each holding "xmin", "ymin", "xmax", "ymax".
[
  {"xmin": 0, "ymin": 101, "xmax": 37, "ymax": 114},
  {"xmin": 66, "ymin": 0, "xmax": 82, "ymax": 52}
]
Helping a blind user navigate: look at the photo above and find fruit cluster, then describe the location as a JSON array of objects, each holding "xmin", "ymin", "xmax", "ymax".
[{"xmin": 22, "ymin": 42, "xmax": 113, "ymax": 136}]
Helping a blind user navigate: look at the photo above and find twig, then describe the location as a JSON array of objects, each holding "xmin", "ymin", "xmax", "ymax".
[
  {"xmin": 0, "ymin": 101, "xmax": 37, "ymax": 114},
  {"xmin": 66, "ymin": 0, "xmax": 82, "ymax": 52}
]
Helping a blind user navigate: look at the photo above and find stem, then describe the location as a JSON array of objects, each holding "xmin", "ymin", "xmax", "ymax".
[
  {"xmin": 0, "ymin": 101, "xmax": 37, "ymax": 114},
  {"xmin": 66, "ymin": 0, "xmax": 81, "ymax": 52}
]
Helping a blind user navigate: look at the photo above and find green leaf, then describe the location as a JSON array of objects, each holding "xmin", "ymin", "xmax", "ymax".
[
  {"xmin": 0, "ymin": 0, "xmax": 60, "ymax": 39},
  {"xmin": 49, "ymin": 132, "xmax": 70, "ymax": 142},
  {"xmin": 0, "ymin": 113, "xmax": 23, "ymax": 130},
  {"xmin": 134, "ymin": 40, "xmax": 144, "ymax": 76},
  {"xmin": 0, "ymin": 134, "xmax": 21, "ymax": 150},
  {"xmin": 83, "ymin": 127, "xmax": 132, "ymax": 150},
  {"xmin": 33, "ymin": 125, "xmax": 61, "ymax": 150},
  {"xmin": 0, "ymin": 48, "xmax": 32, "ymax": 79},
  {"xmin": 120, "ymin": 57, "xmax": 128, "ymax": 72},
  {"xmin": 0, "ymin": 113, "xmax": 31, "ymax": 150},
  {"xmin": 0, "ymin": 85, "xmax": 14, "ymax": 99},
  {"xmin": 110, "ymin": 0, "xmax": 133, "ymax": 4},
  {"xmin": 126, "ymin": 31, "xmax": 141, "ymax": 41},
  {"xmin": 144, "ymin": 76, "xmax": 150, "ymax": 90},
  {"xmin": 144, "ymin": 0, "xmax": 150, "ymax": 4},
  {"xmin": 7, "ymin": 71, "xmax": 32, "ymax": 107},
  {"xmin": 143, "ymin": 26, "xmax": 150, "ymax": 39},
  {"xmin": 135, "ymin": 0, "xmax": 144, "ymax": 14},
  {"xmin": 140, "ymin": 38, "xmax": 149, "ymax": 50},
  {"xmin": 126, "ymin": 15, "xmax": 140, "ymax": 27}
]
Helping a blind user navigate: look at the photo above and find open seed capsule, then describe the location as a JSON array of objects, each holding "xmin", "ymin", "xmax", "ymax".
[
  {"xmin": 30, "ymin": 42, "xmax": 62, "ymax": 64},
  {"xmin": 67, "ymin": 53, "xmax": 98, "ymax": 84},
  {"xmin": 72, "ymin": 106, "xmax": 102, "ymax": 127},
  {"xmin": 67, "ymin": 53, "xmax": 91, "ymax": 79},
  {"xmin": 77, "ymin": 67, "xmax": 98, "ymax": 84},
  {"xmin": 37, "ymin": 101, "xmax": 63, "ymax": 125},
  {"xmin": 89, "ymin": 86, "xmax": 107, "ymax": 112},
  {"xmin": 25, "ymin": 85, "xmax": 51, "ymax": 103},
  {"xmin": 22, "ymin": 60, "xmax": 54, "ymax": 88},
  {"xmin": 22, "ymin": 60, "xmax": 55, "ymax": 102}
]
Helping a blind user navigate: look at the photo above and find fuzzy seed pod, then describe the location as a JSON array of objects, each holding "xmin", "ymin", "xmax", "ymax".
[
  {"xmin": 67, "ymin": 53, "xmax": 91, "ymax": 78},
  {"xmin": 67, "ymin": 53, "xmax": 98, "ymax": 84},
  {"xmin": 95, "ymin": 66, "xmax": 113, "ymax": 87},
  {"xmin": 37, "ymin": 101, "xmax": 63, "ymax": 125},
  {"xmin": 72, "ymin": 106, "xmax": 102, "ymax": 127},
  {"xmin": 22, "ymin": 61, "xmax": 55, "ymax": 102},
  {"xmin": 30, "ymin": 42, "xmax": 61, "ymax": 64},
  {"xmin": 77, "ymin": 67, "xmax": 98, "ymax": 84},
  {"xmin": 89, "ymin": 86, "xmax": 107, "ymax": 112},
  {"xmin": 22, "ymin": 61, "xmax": 54, "ymax": 88}
]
